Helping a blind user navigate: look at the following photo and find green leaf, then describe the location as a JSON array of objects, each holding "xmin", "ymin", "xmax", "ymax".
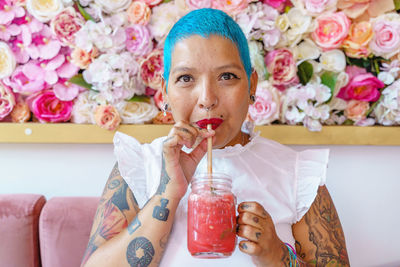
[
  {"xmin": 163, "ymin": 0, "xmax": 173, "ymax": 3},
  {"xmin": 75, "ymin": 1, "xmax": 95, "ymax": 21},
  {"xmin": 68, "ymin": 73, "xmax": 95, "ymax": 91},
  {"xmin": 395, "ymin": 0, "xmax": 400, "ymax": 10},
  {"xmin": 297, "ymin": 61, "xmax": 313, "ymax": 85},
  {"xmin": 343, "ymin": 119, "xmax": 354, "ymax": 125},
  {"xmin": 320, "ymin": 71, "xmax": 338, "ymax": 102},
  {"xmin": 126, "ymin": 95, "xmax": 151, "ymax": 103}
]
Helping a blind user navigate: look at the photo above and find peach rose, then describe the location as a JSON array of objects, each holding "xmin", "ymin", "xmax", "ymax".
[
  {"xmin": 344, "ymin": 100, "xmax": 369, "ymax": 121},
  {"xmin": 139, "ymin": 49, "xmax": 163, "ymax": 90},
  {"xmin": 212, "ymin": 0, "xmax": 248, "ymax": 16},
  {"xmin": 152, "ymin": 111, "xmax": 174, "ymax": 124},
  {"xmin": 342, "ymin": 21, "xmax": 373, "ymax": 58},
  {"xmin": 337, "ymin": 0, "xmax": 394, "ymax": 19},
  {"xmin": 11, "ymin": 101, "xmax": 31, "ymax": 122},
  {"xmin": 71, "ymin": 47, "xmax": 99, "ymax": 69},
  {"xmin": 0, "ymin": 82, "xmax": 15, "ymax": 120},
  {"xmin": 127, "ymin": 1, "xmax": 151, "ymax": 25},
  {"xmin": 312, "ymin": 12, "xmax": 351, "ymax": 50},
  {"xmin": 94, "ymin": 105, "xmax": 121, "ymax": 131}
]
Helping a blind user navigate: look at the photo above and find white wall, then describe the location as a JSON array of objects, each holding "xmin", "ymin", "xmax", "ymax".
[{"xmin": 1, "ymin": 143, "xmax": 399, "ymax": 267}]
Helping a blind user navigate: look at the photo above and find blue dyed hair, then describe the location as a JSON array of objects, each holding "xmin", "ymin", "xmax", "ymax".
[{"xmin": 163, "ymin": 8, "xmax": 252, "ymax": 91}]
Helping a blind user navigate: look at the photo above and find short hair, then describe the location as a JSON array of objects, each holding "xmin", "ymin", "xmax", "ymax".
[{"xmin": 163, "ymin": 8, "xmax": 252, "ymax": 90}]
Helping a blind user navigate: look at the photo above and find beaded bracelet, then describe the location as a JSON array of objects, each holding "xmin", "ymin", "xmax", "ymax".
[{"xmin": 284, "ymin": 243, "xmax": 299, "ymax": 267}]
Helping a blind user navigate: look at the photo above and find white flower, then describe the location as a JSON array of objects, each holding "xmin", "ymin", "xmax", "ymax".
[
  {"xmin": 0, "ymin": 42, "xmax": 16, "ymax": 79},
  {"xmin": 149, "ymin": 2, "xmax": 186, "ymax": 44},
  {"xmin": 378, "ymin": 72, "xmax": 395, "ymax": 85},
  {"xmin": 71, "ymin": 91, "xmax": 97, "ymax": 124},
  {"xmin": 249, "ymin": 41, "xmax": 267, "ymax": 81},
  {"xmin": 26, "ymin": 0, "xmax": 64, "ymax": 22},
  {"xmin": 75, "ymin": 19, "xmax": 126, "ymax": 53},
  {"xmin": 287, "ymin": 8, "xmax": 312, "ymax": 36},
  {"xmin": 303, "ymin": 117, "xmax": 322, "ymax": 131},
  {"xmin": 373, "ymin": 79, "xmax": 400, "ymax": 125},
  {"xmin": 83, "ymin": 52, "xmax": 144, "ymax": 103},
  {"xmin": 319, "ymin": 49, "xmax": 346, "ymax": 72},
  {"xmin": 116, "ymin": 101, "xmax": 159, "ymax": 124},
  {"xmin": 294, "ymin": 39, "xmax": 321, "ymax": 61},
  {"xmin": 276, "ymin": 14, "xmax": 289, "ymax": 32},
  {"xmin": 94, "ymin": 0, "xmax": 130, "ymax": 13}
]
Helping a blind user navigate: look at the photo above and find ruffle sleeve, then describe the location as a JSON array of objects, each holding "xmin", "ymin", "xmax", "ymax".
[
  {"xmin": 294, "ymin": 149, "xmax": 330, "ymax": 222},
  {"xmin": 113, "ymin": 132, "xmax": 149, "ymax": 208}
]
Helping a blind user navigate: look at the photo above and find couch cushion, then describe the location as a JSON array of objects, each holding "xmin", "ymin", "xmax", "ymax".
[
  {"xmin": 0, "ymin": 194, "xmax": 46, "ymax": 267},
  {"xmin": 39, "ymin": 197, "xmax": 100, "ymax": 267}
]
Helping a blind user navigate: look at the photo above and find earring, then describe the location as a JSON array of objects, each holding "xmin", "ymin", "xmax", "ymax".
[
  {"xmin": 162, "ymin": 103, "xmax": 168, "ymax": 116},
  {"xmin": 250, "ymin": 95, "xmax": 256, "ymax": 102}
]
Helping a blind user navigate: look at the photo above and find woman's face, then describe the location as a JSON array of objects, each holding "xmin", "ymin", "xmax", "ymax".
[{"xmin": 163, "ymin": 35, "xmax": 257, "ymax": 149}]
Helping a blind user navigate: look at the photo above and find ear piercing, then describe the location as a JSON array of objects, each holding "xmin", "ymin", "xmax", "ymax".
[
  {"xmin": 250, "ymin": 95, "xmax": 256, "ymax": 102},
  {"xmin": 162, "ymin": 103, "xmax": 168, "ymax": 116}
]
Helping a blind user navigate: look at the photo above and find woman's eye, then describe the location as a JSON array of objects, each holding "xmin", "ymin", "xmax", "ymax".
[
  {"xmin": 220, "ymin": 72, "xmax": 238, "ymax": 81},
  {"xmin": 177, "ymin": 75, "xmax": 193, "ymax": 83}
]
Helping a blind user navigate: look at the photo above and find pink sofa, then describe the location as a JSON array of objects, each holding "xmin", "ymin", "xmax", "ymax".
[{"xmin": 0, "ymin": 194, "xmax": 100, "ymax": 267}]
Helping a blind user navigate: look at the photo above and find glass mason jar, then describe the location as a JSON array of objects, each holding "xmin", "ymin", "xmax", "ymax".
[{"xmin": 187, "ymin": 173, "xmax": 237, "ymax": 258}]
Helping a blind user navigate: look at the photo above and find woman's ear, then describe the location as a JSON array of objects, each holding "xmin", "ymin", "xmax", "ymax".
[
  {"xmin": 249, "ymin": 69, "xmax": 258, "ymax": 101},
  {"xmin": 161, "ymin": 78, "xmax": 168, "ymax": 101}
]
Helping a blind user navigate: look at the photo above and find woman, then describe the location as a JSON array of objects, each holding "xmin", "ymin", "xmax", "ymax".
[{"xmin": 82, "ymin": 8, "xmax": 349, "ymax": 267}]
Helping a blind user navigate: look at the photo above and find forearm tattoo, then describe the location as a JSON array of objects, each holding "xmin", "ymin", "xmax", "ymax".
[
  {"xmin": 296, "ymin": 186, "xmax": 349, "ymax": 266},
  {"xmin": 156, "ymin": 156, "xmax": 171, "ymax": 195},
  {"xmin": 126, "ymin": 237, "xmax": 155, "ymax": 267},
  {"xmin": 81, "ymin": 163, "xmax": 139, "ymax": 266},
  {"xmin": 128, "ymin": 216, "xmax": 142, "ymax": 234},
  {"xmin": 152, "ymin": 198, "xmax": 170, "ymax": 221}
]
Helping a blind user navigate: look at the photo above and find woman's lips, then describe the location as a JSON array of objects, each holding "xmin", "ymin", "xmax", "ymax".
[{"xmin": 195, "ymin": 118, "xmax": 224, "ymax": 130}]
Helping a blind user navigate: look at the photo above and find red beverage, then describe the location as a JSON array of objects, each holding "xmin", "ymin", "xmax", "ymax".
[{"xmin": 187, "ymin": 174, "xmax": 236, "ymax": 258}]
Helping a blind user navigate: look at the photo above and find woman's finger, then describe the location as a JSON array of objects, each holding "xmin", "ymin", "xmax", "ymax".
[
  {"xmin": 238, "ymin": 201, "xmax": 269, "ymax": 219},
  {"xmin": 238, "ymin": 240, "xmax": 262, "ymax": 256},
  {"xmin": 237, "ymin": 224, "xmax": 263, "ymax": 243},
  {"xmin": 237, "ymin": 212, "xmax": 264, "ymax": 230}
]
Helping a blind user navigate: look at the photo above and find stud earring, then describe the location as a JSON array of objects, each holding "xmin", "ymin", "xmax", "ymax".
[
  {"xmin": 162, "ymin": 103, "xmax": 169, "ymax": 116},
  {"xmin": 250, "ymin": 95, "xmax": 256, "ymax": 102}
]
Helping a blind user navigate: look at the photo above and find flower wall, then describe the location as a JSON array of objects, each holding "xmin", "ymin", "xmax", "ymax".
[{"xmin": 1, "ymin": 0, "xmax": 400, "ymax": 131}]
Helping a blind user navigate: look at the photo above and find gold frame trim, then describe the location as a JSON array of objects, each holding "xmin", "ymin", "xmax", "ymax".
[{"xmin": 0, "ymin": 123, "xmax": 399, "ymax": 145}]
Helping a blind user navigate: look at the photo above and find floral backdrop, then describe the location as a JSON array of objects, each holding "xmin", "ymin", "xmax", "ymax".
[{"xmin": 1, "ymin": 0, "xmax": 400, "ymax": 131}]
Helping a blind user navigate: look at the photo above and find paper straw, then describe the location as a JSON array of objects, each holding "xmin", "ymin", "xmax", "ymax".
[{"xmin": 207, "ymin": 124, "xmax": 212, "ymax": 176}]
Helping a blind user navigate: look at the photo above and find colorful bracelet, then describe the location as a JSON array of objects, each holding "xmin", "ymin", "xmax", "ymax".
[{"xmin": 284, "ymin": 243, "xmax": 299, "ymax": 267}]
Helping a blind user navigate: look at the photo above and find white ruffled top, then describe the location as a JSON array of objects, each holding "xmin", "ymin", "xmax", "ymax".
[{"xmin": 113, "ymin": 131, "xmax": 329, "ymax": 267}]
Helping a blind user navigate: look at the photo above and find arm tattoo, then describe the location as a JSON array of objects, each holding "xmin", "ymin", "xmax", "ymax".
[
  {"xmin": 156, "ymin": 156, "xmax": 170, "ymax": 195},
  {"xmin": 296, "ymin": 186, "xmax": 349, "ymax": 266},
  {"xmin": 176, "ymin": 126, "xmax": 191, "ymax": 134},
  {"xmin": 280, "ymin": 244, "xmax": 292, "ymax": 267},
  {"xmin": 128, "ymin": 216, "xmax": 141, "ymax": 234},
  {"xmin": 126, "ymin": 237, "xmax": 155, "ymax": 267},
  {"xmin": 152, "ymin": 198, "xmax": 170, "ymax": 221}
]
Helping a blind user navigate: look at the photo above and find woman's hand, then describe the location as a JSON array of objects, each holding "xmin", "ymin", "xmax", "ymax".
[
  {"xmin": 161, "ymin": 120, "xmax": 215, "ymax": 199},
  {"xmin": 237, "ymin": 201, "xmax": 287, "ymax": 267}
]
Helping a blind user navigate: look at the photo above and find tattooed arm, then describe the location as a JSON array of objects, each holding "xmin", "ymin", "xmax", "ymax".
[
  {"xmin": 81, "ymin": 162, "xmax": 180, "ymax": 267},
  {"xmin": 292, "ymin": 185, "xmax": 350, "ymax": 266}
]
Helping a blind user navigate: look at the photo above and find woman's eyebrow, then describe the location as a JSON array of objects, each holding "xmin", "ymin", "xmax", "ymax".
[
  {"xmin": 214, "ymin": 63, "xmax": 243, "ymax": 71},
  {"xmin": 171, "ymin": 66, "xmax": 196, "ymax": 74}
]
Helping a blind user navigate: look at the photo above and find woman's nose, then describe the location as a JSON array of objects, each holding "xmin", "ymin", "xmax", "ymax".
[{"xmin": 198, "ymin": 81, "xmax": 218, "ymax": 111}]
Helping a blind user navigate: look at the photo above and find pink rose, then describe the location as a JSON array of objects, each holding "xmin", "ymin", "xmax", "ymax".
[
  {"xmin": 186, "ymin": 0, "xmax": 211, "ymax": 9},
  {"xmin": 212, "ymin": 0, "xmax": 248, "ymax": 16},
  {"xmin": 0, "ymin": 82, "xmax": 16, "ymax": 120},
  {"xmin": 127, "ymin": 1, "xmax": 151, "ymax": 25},
  {"xmin": 125, "ymin": 25, "xmax": 153, "ymax": 57},
  {"xmin": 11, "ymin": 101, "xmax": 31, "ymax": 122},
  {"xmin": 139, "ymin": 0, "xmax": 163, "ymax": 7},
  {"xmin": 94, "ymin": 105, "xmax": 121, "ymax": 131},
  {"xmin": 50, "ymin": 7, "xmax": 84, "ymax": 47},
  {"xmin": 263, "ymin": 0, "xmax": 289, "ymax": 11},
  {"xmin": 265, "ymin": 48, "xmax": 298, "ymax": 90},
  {"xmin": 312, "ymin": 12, "xmax": 351, "ymax": 50},
  {"xmin": 249, "ymin": 81, "xmax": 280, "ymax": 125},
  {"xmin": 369, "ymin": 18, "xmax": 400, "ymax": 59},
  {"xmin": 27, "ymin": 90, "xmax": 73, "ymax": 122},
  {"xmin": 139, "ymin": 49, "xmax": 163, "ymax": 90},
  {"xmin": 344, "ymin": 100, "xmax": 369, "ymax": 122},
  {"xmin": 337, "ymin": 66, "xmax": 384, "ymax": 102}
]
